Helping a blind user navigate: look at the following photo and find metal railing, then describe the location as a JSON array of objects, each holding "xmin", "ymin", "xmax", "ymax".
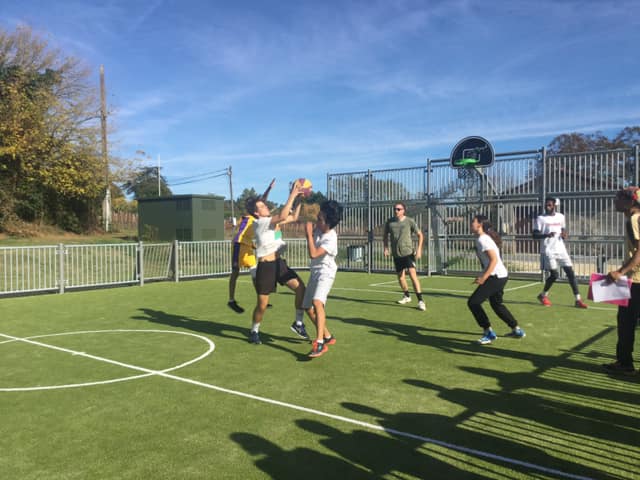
[{"xmin": 0, "ymin": 239, "xmax": 322, "ymax": 297}]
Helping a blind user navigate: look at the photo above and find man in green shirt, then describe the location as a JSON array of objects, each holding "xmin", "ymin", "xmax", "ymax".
[{"xmin": 383, "ymin": 202, "xmax": 426, "ymax": 311}]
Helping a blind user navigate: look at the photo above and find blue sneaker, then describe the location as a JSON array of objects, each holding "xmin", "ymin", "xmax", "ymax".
[
  {"xmin": 504, "ymin": 327, "xmax": 526, "ymax": 338},
  {"xmin": 477, "ymin": 330, "xmax": 497, "ymax": 345},
  {"xmin": 248, "ymin": 331, "xmax": 261, "ymax": 344},
  {"xmin": 290, "ymin": 322, "xmax": 309, "ymax": 340}
]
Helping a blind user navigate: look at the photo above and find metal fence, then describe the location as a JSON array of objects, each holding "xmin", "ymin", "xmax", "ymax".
[
  {"xmin": 328, "ymin": 145, "xmax": 640, "ymax": 281},
  {"xmin": 3, "ymin": 146, "xmax": 638, "ymax": 296},
  {"xmin": 0, "ymin": 239, "xmax": 316, "ymax": 296}
]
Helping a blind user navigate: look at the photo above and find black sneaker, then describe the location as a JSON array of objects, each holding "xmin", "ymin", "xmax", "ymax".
[
  {"xmin": 248, "ymin": 331, "xmax": 261, "ymax": 344},
  {"xmin": 324, "ymin": 336, "xmax": 336, "ymax": 345},
  {"xmin": 227, "ymin": 300, "xmax": 244, "ymax": 314},
  {"xmin": 290, "ymin": 322, "xmax": 309, "ymax": 339},
  {"xmin": 267, "ymin": 304, "xmax": 273, "ymax": 309},
  {"xmin": 603, "ymin": 361, "xmax": 636, "ymax": 376}
]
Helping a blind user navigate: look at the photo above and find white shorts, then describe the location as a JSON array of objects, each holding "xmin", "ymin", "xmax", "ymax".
[
  {"xmin": 541, "ymin": 251, "xmax": 573, "ymax": 271},
  {"xmin": 302, "ymin": 271, "xmax": 335, "ymax": 308}
]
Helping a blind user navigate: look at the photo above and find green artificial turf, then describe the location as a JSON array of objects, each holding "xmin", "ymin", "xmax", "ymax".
[{"xmin": 1, "ymin": 272, "xmax": 638, "ymax": 479}]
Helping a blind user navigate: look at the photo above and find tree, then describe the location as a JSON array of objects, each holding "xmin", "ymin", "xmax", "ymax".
[
  {"xmin": 547, "ymin": 127, "xmax": 640, "ymax": 153},
  {"xmin": 303, "ymin": 190, "xmax": 327, "ymax": 205},
  {"xmin": 0, "ymin": 25, "xmax": 104, "ymax": 233},
  {"xmin": 122, "ymin": 167, "xmax": 172, "ymax": 199}
]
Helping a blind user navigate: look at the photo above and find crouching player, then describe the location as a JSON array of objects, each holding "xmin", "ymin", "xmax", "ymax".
[{"xmin": 303, "ymin": 200, "xmax": 343, "ymax": 357}]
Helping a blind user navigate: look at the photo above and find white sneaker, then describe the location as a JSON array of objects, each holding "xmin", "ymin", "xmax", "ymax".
[
  {"xmin": 397, "ymin": 296, "xmax": 411, "ymax": 304},
  {"xmin": 417, "ymin": 300, "xmax": 426, "ymax": 311}
]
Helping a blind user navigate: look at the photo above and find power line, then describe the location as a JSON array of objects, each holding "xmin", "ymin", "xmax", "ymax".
[
  {"xmin": 166, "ymin": 168, "xmax": 228, "ymax": 184},
  {"xmin": 168, "ymin": 171, "xmax": 229, "ymax": 186}
]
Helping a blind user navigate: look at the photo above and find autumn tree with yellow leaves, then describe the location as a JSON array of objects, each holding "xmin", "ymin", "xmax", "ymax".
[{"xmin": 0, "ymin": 26, "xmax": 105, "ymax": 233}]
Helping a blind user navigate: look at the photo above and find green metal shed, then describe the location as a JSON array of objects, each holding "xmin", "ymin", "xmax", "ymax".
[{"xmin": 137, "ymin": 195, "xmax": 224, "ymax": 241}]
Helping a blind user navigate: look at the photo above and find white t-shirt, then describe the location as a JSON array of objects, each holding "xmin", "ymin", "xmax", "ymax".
[
  {"xmin": 310, "ymin": 228, "xmax": 338, "ymax": 275},
  {"xmin": 253, "ymin": 217, "xmax": 285, "ymax": 258},
  {"xmin": 534, "ymin": 212, "xmax": 568, "ymax": 257},
  {"xmin": 475, "ymin": 233, "xmax": 508, "ymax": 278}
]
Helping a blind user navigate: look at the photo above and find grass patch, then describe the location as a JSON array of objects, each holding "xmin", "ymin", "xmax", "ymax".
[{"xmin": 1, "ymin": 273, "xmax": 638, "ymax": 479}]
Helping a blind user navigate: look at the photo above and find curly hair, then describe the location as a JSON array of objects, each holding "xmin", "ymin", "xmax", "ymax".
[{"xmin": 320, "ymin": 200, "xmax": 343, "ymax": 229}]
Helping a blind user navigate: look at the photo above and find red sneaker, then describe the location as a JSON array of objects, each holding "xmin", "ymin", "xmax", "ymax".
[
  {"xmin": 324, "ymin": 336, "xmax": 337, "ymax": 345},
  {"xmin": 575, "ymin": 300, "xmax": 588, "ymax": 309},
  {"xmin": 537, "ymin": 294, "xmax": 552, "ymax": 306},
  {"xmin": 309, "ymin": 341, "xmax": 328, "ymax": 358}
]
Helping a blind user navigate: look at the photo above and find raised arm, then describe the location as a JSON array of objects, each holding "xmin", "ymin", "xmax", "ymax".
[
  {"xmin": 270, "ymin": 181, "xmax": 303, "ymax": 225},
  {"xmin": 261, "ymin": 178, "xmax": 276, "ymax": 201}
]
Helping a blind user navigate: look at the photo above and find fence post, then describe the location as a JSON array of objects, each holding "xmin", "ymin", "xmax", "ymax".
[
  {"xmin": 367, "ymin": 169, "xmax": 372, "ymax": 274},
  {"xmin": 173, "ymin": 240, "xmax": 180, "ymax": 282},
  {"xmin": 58, "ymin": 243, "xmax": 65, "ymax": 294},
  {"xmin": 540, "ymin": 146, "xmax": 547, "ymax": 284},
  {"xmin": 138, "ymin": 241, "xmax": 144, "ymax": 286},
  {"xmin": 635, "ymin": 144, "xmax": 639, "ymax": 186}
]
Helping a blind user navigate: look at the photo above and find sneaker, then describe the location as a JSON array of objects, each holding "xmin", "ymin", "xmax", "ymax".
[
  {"xmin": 324, "ymin": 336, "xmax": 336, "ymax": 345},
  {"xmin": 309, "ymin": 341, "xmax": 328, "ymax": 358},
  {"xmin": 227, "ymin": 300, "xmax": 245, "ymax": 314},
  {"xmin": 397, "ymin": 296, "xmax": 411, "ymax": 305},
  {"xmin": 290, "ymin": 322, "xmax": 310, "ymax": 340},
  {"xmin": 575, "ymin": 300, "xmax": 588, "ymax": 309},
  {"xmin": 504, "ymin": 327, "xmax": 526, "ymax": 338},
  {"xmin": 537, "ymin": 294, "xmax": 552, "ymax": 306},
  {"xmin": 248, "ymin": 331, "xmax": 261, "ymax": 344},
  {"xmin": 417, "ymin": 300, "xmax": 426, "ymax": 311},
  {"xmin": 603, "ymin": 361, "xmax": 637, "ymax": 376},
  {"xmin": 477, "ymin": 330, "xmax": 498, "ymax": 345},
  {"xmin": 267, "ymin": 303, "xmax": 273, "ymax": 309}
]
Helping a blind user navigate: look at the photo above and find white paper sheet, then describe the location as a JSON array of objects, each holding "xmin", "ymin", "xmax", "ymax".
[{"xmin": 590, "ymin": 275, "xmax": 631, "ymax": 303}]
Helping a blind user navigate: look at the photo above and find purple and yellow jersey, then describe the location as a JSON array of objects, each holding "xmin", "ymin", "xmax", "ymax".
[{"xmin": 233, "ymin": 215, "xmax": 255, "ymax": 247}]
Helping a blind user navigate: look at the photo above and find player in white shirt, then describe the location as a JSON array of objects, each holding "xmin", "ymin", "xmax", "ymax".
[
  {"xmin": 245, "ymin": 181, "xmax": 309, "ymax": 345},
  {"xmin": 303, "ymin": 200, "xmax": 343, "ymax": 358},
  {"xmin": 533, "ymin": 197, "xmax": 587, "ymax": 308},
  {"xmin": 469, "ymin": 214, "xmax": 525, "ymax": 345}
]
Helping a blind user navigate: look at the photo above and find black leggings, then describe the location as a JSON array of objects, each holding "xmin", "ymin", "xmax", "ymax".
[
  {"xmin": 544, "ymin": 267, "xmax": 579, "ymax": 295},
  {"xmin": 467, "ymin": 276, "xmax": 518, "ymax": 330},
  {"xmin": 616, "ymin": 283, "xmax": 640, "ymax": 367}
]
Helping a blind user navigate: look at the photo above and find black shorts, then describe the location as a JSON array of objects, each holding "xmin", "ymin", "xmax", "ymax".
[
  {"xmin": 255, "ymin": 257, "xmax": 300, "ymax": 295},
  {"xmin": 393, "ymin": 254, "xmax": 416, "ymax": 273}
]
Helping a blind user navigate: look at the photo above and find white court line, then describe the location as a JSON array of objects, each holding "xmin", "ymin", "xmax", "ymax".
[
  {"xmin": 335, "ymin": 283, "xmax": 536, "ymax": 296},
  {"xmin": 0, "ymin": 330, "xmax": 215, "ymax": 391},
  {"xmin": 504, "ymin": 282, "xmax": 539, "ymax": 292},
  {"xmin": 0, "ymin": 331, "xmax": 594, "ymax": 480}
]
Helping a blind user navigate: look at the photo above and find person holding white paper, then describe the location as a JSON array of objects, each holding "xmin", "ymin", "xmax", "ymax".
[{"xmin": 605, "ymin": 187, "xmax": 640, "ymax": 376}]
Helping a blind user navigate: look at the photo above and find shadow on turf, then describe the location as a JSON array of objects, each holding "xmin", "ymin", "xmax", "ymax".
[
  {"xmin": 230, "ymin": 432, "xmax": 369, "ymax": 478},
  {"xmin": 132, "ymin": 307, "xmax": 312, "ymax": 361},
  {"xmin": 399, "ymin": 376, "xmax": 638, "ymax": 479}
]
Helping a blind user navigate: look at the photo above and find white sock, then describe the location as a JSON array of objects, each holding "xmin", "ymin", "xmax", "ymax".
[
  {"xmin": 295, "ymin": 309, "xmax": 304, "ymax": 325},
  {"xmin": 575, "ymin": 294, "xmax": 581, "ymax": 301},
  {"xmin": 251, "ymin": 323, "xmax": 260, "ymax": 333}
]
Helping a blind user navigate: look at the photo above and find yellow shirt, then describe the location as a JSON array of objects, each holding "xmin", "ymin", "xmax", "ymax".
[{"xmin": 625, "ymin": 212, "xmax": 640, "ymax": 283}]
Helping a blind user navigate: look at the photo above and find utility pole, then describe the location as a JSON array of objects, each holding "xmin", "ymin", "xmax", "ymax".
[
  {"xmin": 228, "ymin": 166, "xmax": 235, "ymax": 224},
  {"xmin": 157, "ymin": 154, "xmax": 161, "ymax": 197},
  {"xmin": 100, "ymin": 65, "xmax": 111, "ymax": 232}
]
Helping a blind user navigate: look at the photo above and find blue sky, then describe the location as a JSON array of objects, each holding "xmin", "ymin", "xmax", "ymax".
[{"xmin": 2, "ymin": 1, "xmax": 639, "ymax": 204}]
